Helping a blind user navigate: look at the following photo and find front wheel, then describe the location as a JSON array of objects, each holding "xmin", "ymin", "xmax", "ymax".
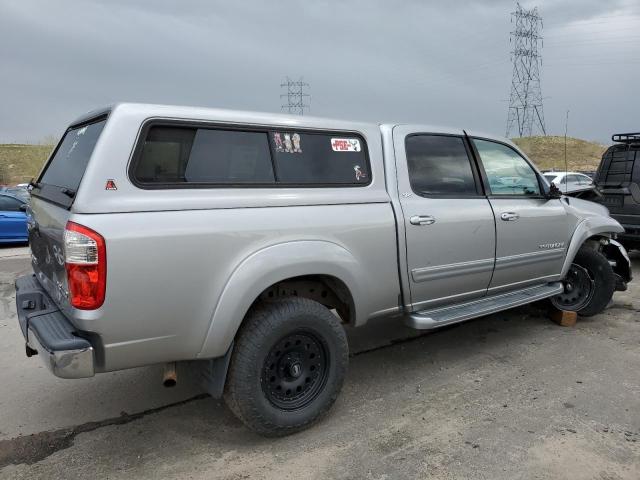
[
  {"xmin": 224, "ymin": 297, "xmax": 348, "ymax": 436},
  {"xmin": 551, "ymin": 246, "xmax": 616, "ymax": 317}
]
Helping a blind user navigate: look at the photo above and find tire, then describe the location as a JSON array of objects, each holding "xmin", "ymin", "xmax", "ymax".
[
  {"xmin": 552, "ymin": 246, "xmax": 616, "ymax": 317},
  {"xmin": 224, "ymin": 297, "xmax": 348, "ymax": 437}
]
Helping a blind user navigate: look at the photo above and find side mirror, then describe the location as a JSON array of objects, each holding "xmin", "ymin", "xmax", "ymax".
[
  {"xmin": 19, "ymin": 204, "xmax": 28, "ymax": 212},
  {"xmin": 546, "ymin": 182, "xmax": 563, "ymax": 199}
]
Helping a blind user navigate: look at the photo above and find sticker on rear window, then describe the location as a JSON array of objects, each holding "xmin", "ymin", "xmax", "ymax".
[
  {"xmin": 331, "ymin": 138, "xmax": 361, "ymax": 152},
  {"xmin": 273, "ymin": 132, "xmax": 302, "ymax": 153}
]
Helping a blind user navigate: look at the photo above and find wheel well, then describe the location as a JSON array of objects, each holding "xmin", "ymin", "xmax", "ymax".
[
  {"xmin": 255, "ymin": 275, "xmax": 355, "ymax": 324},
  {"xmin": 583, "ymin": 235, "xmax": 609, "ymax": 250},
  {"xmin": 581, "ymin": 234, "xmax": 632, "ymax": 283}
]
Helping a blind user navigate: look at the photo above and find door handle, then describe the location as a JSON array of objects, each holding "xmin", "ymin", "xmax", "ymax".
[
  {"xmin": 500, "ymin": 212, "xmax": 519, "ymax": 221},
  {"xmin": 410, "ymin": 215, "xmax": 436, "ymax": 226}
]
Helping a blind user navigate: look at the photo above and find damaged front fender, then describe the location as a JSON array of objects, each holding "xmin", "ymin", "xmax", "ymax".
[{"xmin": 602, "ymin": 239, "xmax": 632, "ymax": 291}]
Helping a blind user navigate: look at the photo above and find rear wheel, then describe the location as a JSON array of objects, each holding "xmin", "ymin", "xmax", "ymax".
[
  {"xmin": 551, "ymin": 246, "xmax": 615, "ymax": 317},
  {"xmin": 224, "ymin": 297, "xmax": 348, "ymax": 436}
]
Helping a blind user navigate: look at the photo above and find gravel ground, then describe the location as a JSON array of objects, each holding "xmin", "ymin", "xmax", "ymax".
[{"xmin": 1, "ymin": 249, "xmax": 638, "ymax": 479}]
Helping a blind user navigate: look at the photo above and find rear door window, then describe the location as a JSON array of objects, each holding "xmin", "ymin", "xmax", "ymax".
[
  {"xmin": 0, "ymin": 195, "xmax": 24, "ymax": 212},
  {"xmin": 405, "ymin": 135, "xmax": 479, "ymax": 196},
  {"xmin": 567, "ymin": 175, "xmax": 581, "ymax": 184},
  {"xmin": 597, "ymin": 145, "xmax": 638, "ymax": 186},
  {"xmin": 577, "ymin": 174, "xmax": 592, "ymax": 184}
]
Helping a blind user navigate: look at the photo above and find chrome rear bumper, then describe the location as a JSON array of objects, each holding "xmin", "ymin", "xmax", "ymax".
[
  {"xmin": 26, "ymin": 325, "xmax": 95, "ymax": 379},
  {"xmin": 16, "ymin": 274, "xmax": 95, "ymax": 379}
]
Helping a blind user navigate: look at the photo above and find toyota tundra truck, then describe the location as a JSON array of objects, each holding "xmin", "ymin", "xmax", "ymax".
[{"xmin": 15, "ymin": 103, "xmax": 632, "ymax": 436}]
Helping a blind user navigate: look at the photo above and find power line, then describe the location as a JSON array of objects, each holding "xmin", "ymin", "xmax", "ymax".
[
  {"xmin": 505, "ymin": 2, "xmax": 546, "ymax": 138},
  {"xmin": 280, "ymin": 77, "xmax": 310, "ymax": 115}
]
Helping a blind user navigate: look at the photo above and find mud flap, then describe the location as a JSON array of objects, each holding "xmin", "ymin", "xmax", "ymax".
[{"xmin": 200, "ymin": 342, "xmax": 234, "ymax": 399}]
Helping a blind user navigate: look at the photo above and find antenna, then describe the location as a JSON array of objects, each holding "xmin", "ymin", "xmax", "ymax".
[
  {"xmin": 505, "ymin": 2, "xmax": 547, "ymax": 138},
  {"xmin": 564, "ymin": 109, "xmax": 569, "ymax": 192},
  {"xmin": 280, "ymin": 77, "xmax": 310, "ymax": 115}
]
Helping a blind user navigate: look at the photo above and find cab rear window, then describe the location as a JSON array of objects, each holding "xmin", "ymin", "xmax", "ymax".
[{"xmin": 131, "ymin": 124, "xmax": 370, "ymax": 187}]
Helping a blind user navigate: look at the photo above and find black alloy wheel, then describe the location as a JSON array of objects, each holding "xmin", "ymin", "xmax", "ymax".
[
  {"xmin": 550, "ymin": 246, "xmax": 616, "ymax": 317},
  {"xmin": 261, "ymin": 331, "xmax": 328, "ymax": 410},
  {"xmin": 552, "ymin": 263, "xmax": 594, "ymax": 311},
  {"xmin": 224, "ymin": 297, "xmax": 348, "ymax": 436}
]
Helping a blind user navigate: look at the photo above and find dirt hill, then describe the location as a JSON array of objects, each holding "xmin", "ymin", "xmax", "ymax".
[
  {"xmin": 0, "ymin": 144, "xmax": 53, "ymax": 185},
  {"xmin": 512, "ymin": 136, "xmax": 607, "ymax": 173}
]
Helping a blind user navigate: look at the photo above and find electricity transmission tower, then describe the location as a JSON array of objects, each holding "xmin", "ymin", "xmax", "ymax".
[
  {"xmin": 505, "ymin": 2, "xmax": 546, "ymax": 138},
  {"xmin": 280, "ymin": 77, "xmax": 310, "ymax": 115}
]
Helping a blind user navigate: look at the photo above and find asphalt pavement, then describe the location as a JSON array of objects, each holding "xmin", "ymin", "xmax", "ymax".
[{"xmin": 1, "ymin": 247, "xmax": 638, "ymax": 479}]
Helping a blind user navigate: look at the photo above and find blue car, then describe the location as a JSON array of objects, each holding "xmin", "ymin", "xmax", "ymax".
[{"xmin": 0, "ymin": 192, "xmax": 28, "ymax": 244}]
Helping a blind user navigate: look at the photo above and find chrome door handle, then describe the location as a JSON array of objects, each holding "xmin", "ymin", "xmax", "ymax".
[
  {"xmin": 410, "ymin": 215, "xmax": 436, "ymax": 226},
  {"xmin": 500, "ymin": 212, "xmax": 519, "ymax": 221}
]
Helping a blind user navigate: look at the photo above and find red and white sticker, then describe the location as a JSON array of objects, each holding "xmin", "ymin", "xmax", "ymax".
[{"xmin": 331, "ymin": 138, "xmax": 361, "ymax": 152}]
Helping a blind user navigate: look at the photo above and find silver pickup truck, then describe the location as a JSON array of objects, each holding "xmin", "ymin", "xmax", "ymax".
[{"xmin": 15, "ymin": 103, "xmax": 631, "ymax": 436}]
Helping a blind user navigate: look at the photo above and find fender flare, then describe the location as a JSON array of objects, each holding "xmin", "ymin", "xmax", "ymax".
[
  {"xmin": 197, "ymin": 240, "xmax": 365, "ymax": 359},
  {"xmin": 560, "ymin": 217, "xmax": 624, "ymax": 278}
]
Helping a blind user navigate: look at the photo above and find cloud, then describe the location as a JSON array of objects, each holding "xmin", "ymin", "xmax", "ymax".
[{"xmin": 0, "ymin": 0, "xmax": 638, "ymax": 143}]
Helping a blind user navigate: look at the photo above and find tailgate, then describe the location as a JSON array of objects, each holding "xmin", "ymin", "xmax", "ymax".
[{"xmin": 28, "ymin": 197, "xmax": 73, "ymax": 307}]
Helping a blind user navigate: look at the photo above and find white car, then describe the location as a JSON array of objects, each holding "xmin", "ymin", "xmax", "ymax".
[{"xmin": 543, "ymin": 171, "xmax": 594, "ymax": 194}]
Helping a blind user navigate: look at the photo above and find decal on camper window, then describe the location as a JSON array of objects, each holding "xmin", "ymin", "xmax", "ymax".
[
  {"xmin": 331, "ymin": 138, "xmax": 361, "ymax": 152},
  {"xmin": 273, "ymin": 132, "xmax": 303, "ymax": 153}
]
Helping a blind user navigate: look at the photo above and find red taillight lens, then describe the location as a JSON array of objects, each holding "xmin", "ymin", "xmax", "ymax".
[{"xmin": 63, "ymin": 221, "xmax": 106, "ymax": 309}]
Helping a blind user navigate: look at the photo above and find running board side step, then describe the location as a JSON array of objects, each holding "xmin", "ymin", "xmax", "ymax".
[{"xmin": 406, "ymin": 282, "xmax": 564, "ymax": 330}]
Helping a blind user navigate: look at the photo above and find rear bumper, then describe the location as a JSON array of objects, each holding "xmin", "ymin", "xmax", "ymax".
[{"xmin": 15, "ymin": 274, "xmax": 95, "ymax": 379}]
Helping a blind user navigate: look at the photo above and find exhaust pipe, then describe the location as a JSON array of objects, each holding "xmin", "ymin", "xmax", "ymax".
[{"xmin": 163, "ymin": 362, "xmax": 177, "ymax": 388}]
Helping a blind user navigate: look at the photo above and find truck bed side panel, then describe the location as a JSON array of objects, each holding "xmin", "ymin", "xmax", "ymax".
[{"xmin": 71, "ymin": 202, "xmax": 399, "ymax": 371}]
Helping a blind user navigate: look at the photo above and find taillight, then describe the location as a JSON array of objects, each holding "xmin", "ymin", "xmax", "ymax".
[{"xmin": 63, "ymin": 221, "xmax": 106, "ymax": 309}]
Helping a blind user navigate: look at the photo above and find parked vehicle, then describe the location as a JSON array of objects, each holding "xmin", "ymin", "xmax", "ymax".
[
  {"xmin": 15, "ymin": 104, "xmax": 632, "ymax": 436},
  {"xmin": 3, "ymin": 185, "xmax": 30, "ymax": 202},
  {"xmin": 0, "ymin": 192, "xmax": 28, "ymax": 243},
  {"xmin": 594, "ymin": 132, "xmax": 640, "ymax": 251},
  {"xmin": 543, "ymin": 171, "xmax": 595, "ymax": 194}
]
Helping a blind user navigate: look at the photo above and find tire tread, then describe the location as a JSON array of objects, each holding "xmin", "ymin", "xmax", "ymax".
[{"xmin": 224, "ymin": 297, "xmax": 348, "ymax": 436}]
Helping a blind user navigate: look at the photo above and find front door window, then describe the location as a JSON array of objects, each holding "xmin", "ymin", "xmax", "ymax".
[{"xmin": 473, "ymin": 139, "xmax": 541, "ymax": 196}]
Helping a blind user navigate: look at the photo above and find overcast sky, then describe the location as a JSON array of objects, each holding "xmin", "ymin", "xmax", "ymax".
[{"xmin": 1, "ymin": 0, "xmax": 638, "ymax": 144}]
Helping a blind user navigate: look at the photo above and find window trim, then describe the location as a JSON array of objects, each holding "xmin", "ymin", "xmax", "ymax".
[
  {"xmin": 404, "ymin": 133, "xmax": 485, "ymax": 199},
  {"xmin": 468, "ymin": 136, "xmax": 547, "ymax": 199},
  {"xmin": 128, "ymin": 119, "xmax": 372, "ymax": 189}
]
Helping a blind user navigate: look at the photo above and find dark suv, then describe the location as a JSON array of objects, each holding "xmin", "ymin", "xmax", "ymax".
[{"xmin": 594, "ymin": 133, "xmax": 640, "ymax": 251}]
